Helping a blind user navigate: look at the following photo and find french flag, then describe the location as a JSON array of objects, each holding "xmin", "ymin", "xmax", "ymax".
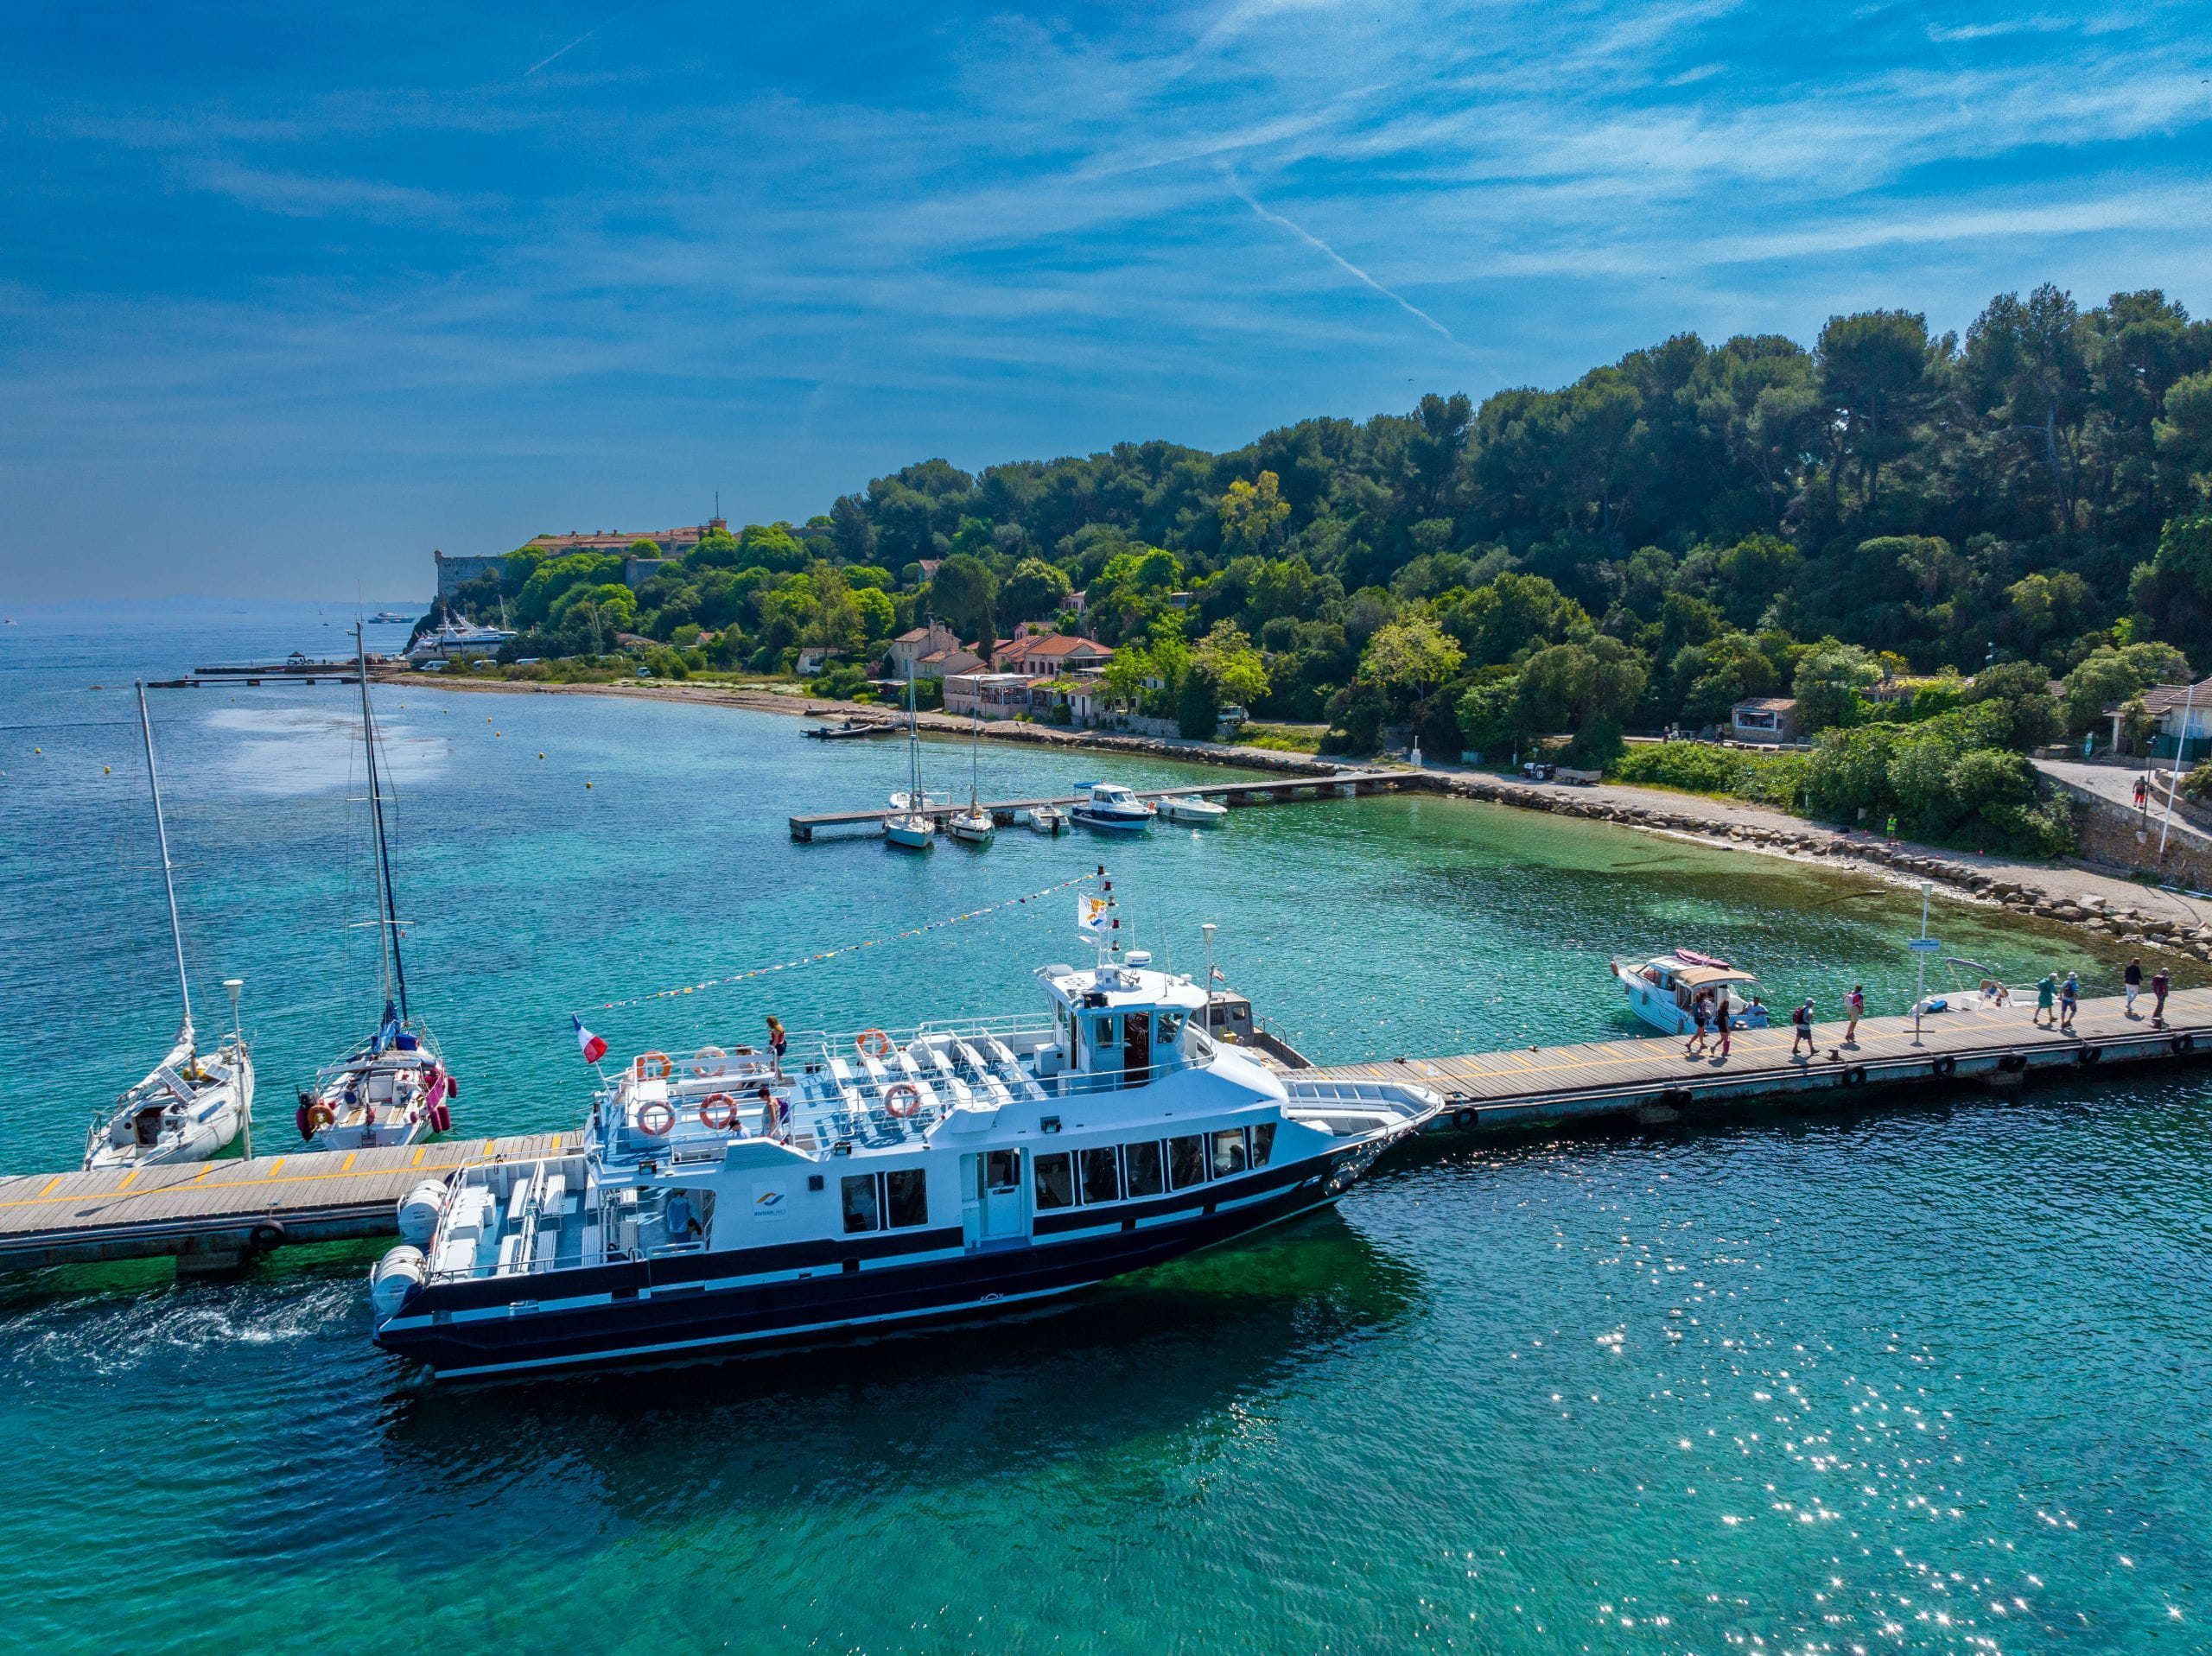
[{"xmin": 573, "ymin": 1015, "xmax": 607, "ymax": 1066}]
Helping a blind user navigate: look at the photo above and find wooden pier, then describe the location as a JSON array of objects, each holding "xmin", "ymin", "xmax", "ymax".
[
  {"xmin": 0, "ymin": 1133, "xmax": 577, "ymax": 1274},
  {"xmin": 1306, "ymin": 988, "xmax": 2212, "ymax": 1133},
  {"xmin": 788, "ymin": 768, "xmax": 1412, "ymax": 840},
  {"xmin": 3, "ymin": 990, "xmax": 2204, "ymax": 1278}
]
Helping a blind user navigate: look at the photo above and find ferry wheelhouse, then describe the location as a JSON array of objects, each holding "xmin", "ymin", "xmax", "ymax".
[
  {"xmin": 1610, "ymin": 949, "xmax": 1766, "ymax": 1036},
  {"xmin": 370, "ymin": 945, "xmax": 1441, "ymax": 1379}
]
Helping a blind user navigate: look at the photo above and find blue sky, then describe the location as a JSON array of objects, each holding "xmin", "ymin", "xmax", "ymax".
[{"xmin": 3, "ymin": 2, "xmax": 2209, "ymax": 601}]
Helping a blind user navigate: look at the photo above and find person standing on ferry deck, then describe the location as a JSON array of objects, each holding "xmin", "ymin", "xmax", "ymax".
[{"xmin": 766, "ymin": 1015, "xmax": 788, "ymax": 1076}]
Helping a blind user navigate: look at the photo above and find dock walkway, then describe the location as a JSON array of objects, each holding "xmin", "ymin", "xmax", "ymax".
[
  {"xmin": 789, "ymin": 768, "xmax": 1411, "ymax": 839},
  {"xmin": 4, "ymin": 990, "xmax": 2203, "ymax": 1276},
  {"xmin": 1306, "ymin": 988, "xmax": 2212, "ymax": 1132},
  {"xmin": 0, "ymin": 1133, "xmax": 577, "ymax": 1273}
]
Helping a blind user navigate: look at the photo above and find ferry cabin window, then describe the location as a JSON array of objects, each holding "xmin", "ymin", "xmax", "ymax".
[
  {"xmin": 1033, "ymin": 1152, "xmax": 1076, "ymax": 1210},
  {"xmin": 1168, "ymin": 1133, "xmax": 1208, "ymax": 1190},
  {"xmin": 1125, "ymin": 1140, "xmax": 1166, "ymax": 1198},
  {"xmin": 1211, "ymin": 1127, "xmax": 1249, "ymax": 1177},
  {"xmin": 1079, "ymin": 1146, "xmax": 1121, "ymax": 1205},
  {"xmin": 884, "ymin": 1169, "xmax": 928, "ymax": 1229},
  {"xmin": 1090, "ymin": 1015, "xmax": 1118, "ymax": 1053},
  {"xmin": 983, "ymin": 1149, "xmax": 1020, "ymax": 1195},
  {"xmin": 1250, "ymin": 1122, "xmax": 1276, "ymax": 1166},
  {"xmin": 1156, "ymin": 1011, "xmax": 1185, "ymax": 1052},
  {"xmin": 841, "ymin": 1174, "xmax": 880, "ymax": 1234},
  {"xmin": 844, "ymin": 1171, "xmax": 930, "ymax": 1234}
]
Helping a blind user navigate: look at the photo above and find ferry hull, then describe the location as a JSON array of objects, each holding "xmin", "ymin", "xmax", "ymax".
[{"xmin": 375, "ymin": 1142, "xmax": 1390, "ymax": 1380}]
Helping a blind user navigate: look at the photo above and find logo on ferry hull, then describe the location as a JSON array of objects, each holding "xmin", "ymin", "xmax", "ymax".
[{"xmin": 752, "ymin": 1181, "xmax": 789, "ymax": 1220}]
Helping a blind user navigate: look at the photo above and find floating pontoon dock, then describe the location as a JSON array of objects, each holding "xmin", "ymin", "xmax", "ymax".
[
  {"xmin": 3, "ymin": 992, "xmax": 2206, "ymax": 1276},
  {"xmin": 788, "ymin": 769, "xmax": 1413, "ymax": 840}
]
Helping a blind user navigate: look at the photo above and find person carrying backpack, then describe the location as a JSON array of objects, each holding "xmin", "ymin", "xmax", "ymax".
[{"xmin": 1790, "ymin": 998, "xmax": 1815, "ymax": 1058}]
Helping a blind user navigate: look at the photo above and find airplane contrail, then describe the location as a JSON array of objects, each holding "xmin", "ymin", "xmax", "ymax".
[
  {"xmin": 525, "ymin": 0, "xmax": 651, "ymax": 77},
  {"xmin": 1223, "ymin": 171, "xmax": 1480, "ymax": 358}
]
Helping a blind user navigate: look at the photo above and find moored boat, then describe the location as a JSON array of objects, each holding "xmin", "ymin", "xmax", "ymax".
[
  {"xmin": 1027, "ymin": 804, "xmax": 1070, "ymax": 834},
  {"xmin": 1070, "ymin": 781, "xmax": 1154, "ymax": 834},
  {"xmin": 296, "ymin": 626, "xmax": 457, "ymax": 1151},
  {"xmin": 885, "ymin": 664, "xmax": 938, "ymax": 850},
  {"xmin": 1610, "ymin": 949, "xmax": 1768, "ymax": 1036},
  {"xmin": 946, "ymin": 711, "xmax": 995, "ymax": 844},
  {"xmin": 85, "ymin": 688, "xmax": 255, "ymax": 1171},
  {"xmin": 368, "ymin": 891, "xmax": 1443, "ymax": 1380},
  {"xmin": 1159, "ymin": 794, "xmax": 1228, "ymax": 826}
]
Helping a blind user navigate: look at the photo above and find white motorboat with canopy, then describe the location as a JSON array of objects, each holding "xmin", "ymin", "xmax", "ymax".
[
  {"xmin": 294, "ymin": 625, "xmax": 457, "ymax": 1151},
  {"xmin": 369, "ymin": 873, "xmax": 1443, "ymax": 1379},
  {"xmin": 1071, "ymin": 781, "xmax": 1154, "ymax": 833},
  {"xmin": 1610, "ymin": 949, "xmax": 1769, "ymax": 1036},
  {"xmin": 84, "ymin": 687, "xmax": 255, "ymax": 1171}
]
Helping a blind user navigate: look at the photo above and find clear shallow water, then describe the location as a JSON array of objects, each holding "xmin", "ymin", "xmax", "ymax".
[{"xmin": 3, "ymin": 603, "xmax": 2209, "ymax": 1655}]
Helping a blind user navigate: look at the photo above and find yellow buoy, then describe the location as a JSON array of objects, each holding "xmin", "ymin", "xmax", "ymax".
[
  {"xmin": 586, "ymin": 782, "xmax": 594, "ymax": 789},
  {"xmin": 104, "ymin": 765, "xmax": 111, "ymax": 773}
]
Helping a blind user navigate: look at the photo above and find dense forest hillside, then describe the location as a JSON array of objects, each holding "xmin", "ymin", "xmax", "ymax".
[{"xmin": 449, "ymin": 283, "xmax": 2212, "ymax": 851}]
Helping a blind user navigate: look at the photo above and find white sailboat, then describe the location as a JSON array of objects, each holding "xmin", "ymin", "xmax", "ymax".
[
  {"xmin": 295, "ymin": 625, "xmax": 458, "ymax": 1152},
  {"xmin": 885, "ymin": 665, "xmax": 936, "ymax": 849},
  {"xmin": 947, "ymin": 710, "xmax": 995, "ymax": 845},
  {"xmin": 85, "ymin": 687, "xmax": 255, "ymax": 1171}
]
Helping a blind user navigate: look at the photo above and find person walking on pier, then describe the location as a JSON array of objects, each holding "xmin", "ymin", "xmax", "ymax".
[
  {"xmin": 2135, "ymin": 774, "xmax": 2150, "ymax": 813},
  {"xmin": 1713, "ymin": 997, "xmax": 1732, "ymax": 1061},
  {"xmin": 1790, "ymin": 998, "xmax": 1816, "ymax": 1058},
  {"xmin": 2034, "ymin": 972, "xmax": 2058, "ymax": 1029},
  {"xmin": 1845, "ymin": 984, "xmax": 1865, "ymax": 1046},
  {"xmin": 1684, "ymin": 990, "xmax": 1713, "ymax": 1057},
  {"xmin": 2059, "ymin": 972, "xmax": 2080, "ymax": 1034},
  {"xmin": 2152, "ymin": 966, "xmax": 2171, "ymax": 1028},
  {"xmin": 2125, "ymin": 958, "xmax": 2144, "ymax": 1017}
]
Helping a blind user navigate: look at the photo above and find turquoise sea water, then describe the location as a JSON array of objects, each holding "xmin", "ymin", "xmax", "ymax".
[{"xmin": 3, "ymin": 602, "xmax": 2208, "ymax": 1655}]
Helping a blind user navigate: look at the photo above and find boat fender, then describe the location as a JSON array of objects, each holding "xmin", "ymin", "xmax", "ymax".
[
  {"xmin": 251, "ymin": 1221, "xmax": 286, "ymax": 1253},
  {"xmin": 1452, "ymin": 1107, "xmax": 1478, "ymax": 1131},
  {"xmin": 635, "ymin": 1101, "xmax": 677, "ymax": 1138},
  {"xmin": 698, "ymin": 1093, "xmax": 741, "ymax": 1131},
  {"xmin": 2075, "ymin": 1044, "xmax": 2101, "ymax": 1065},
  {"xmin": 369, "ymin": 1246, "xmax": 428, "ymax": 1321},
  {"xmin": 1997, "ymin": 1052, "xmax": 2027, "ymax": 1072},
  {"xmin": 692, "ymin": 1046, "xmax": 728, "ymax": 1078},
  {"xmin": 1931, "ymin": 1055, "xmax": 1956, "ymax": 1078},
  {"xmin": 446, "ymin": 1075, "xmax": 460, "ymax": 1098},
  {"xmin": 1841, "ymin": 1066, "xmax": 1867, "ymax": 1088},
  {"xmin": 428, "ymin": 1099, "xmax": 452, "ymax": 1134},
  {"xmin": 2173, "ymin": 1032, "xmax": 2196, "ymax": 1056},
  {"xmin": 856, "ymin": 1029, "xmax": 895, "ymax": 1058},
  {"xmin": 397, "ymin": 1181, "xmax": 448, "ymax": 1246},
  {"xmin": 882, "ymin": 1082, "xmax": 923, "ymax": 1119},
  {"xmin": 304, "ymin": 1101, "xmax": 336, "ymax": 1134},
  {"xmin": 633, "ymin": 1051, "xmax": 674, "ymax": 1081}
]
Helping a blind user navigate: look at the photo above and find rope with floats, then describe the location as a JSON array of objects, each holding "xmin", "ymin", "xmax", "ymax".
[{"xmin": 581, "ymin": 868, "xmax": 1103, "ymax": 1014}]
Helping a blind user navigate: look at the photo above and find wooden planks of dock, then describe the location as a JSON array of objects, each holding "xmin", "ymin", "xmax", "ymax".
[
  {"xmin": 1306, "ymin": 987, "xmax": 2212, "ymax": 1133},
  {"xmin": 788, "ymin": 768, "xmax": 1412, "ymax": 839},
  {"xmin": 0, "ymin": 1132, "xmax": 577, "ymax": 1273}
]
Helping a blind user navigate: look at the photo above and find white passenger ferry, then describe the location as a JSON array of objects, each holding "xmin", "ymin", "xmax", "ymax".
[{"xmin": 369, "ymin": 920, "xmax": 1441, "ymax": 1379}]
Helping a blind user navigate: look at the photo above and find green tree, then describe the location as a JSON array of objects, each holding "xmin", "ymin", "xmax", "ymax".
[
  {"xmin": 1792, "ymin": 640, "xmax": 1883, "ymax": 732},
  {"xmin": 1961, "ymin": 658, "xmax": 2063, "ymax": 749},
  {"xmin": 1001, "ymin": 557, "xmax": 1072, "ymax": 623},
  {"xmin": 928, "ymin": 554, "xmax": 999, "ymax": 650},
  {"xmin": 1363, "ymin": 612, "xmax": 1465, "ymax": 702},
  {"xmin": 1191, "ymin": 620, "xmax": 1270, "ymax": 708},
  {"xmin": 2056, "ymin": 640, "xmax": 2190, "ymax": 733},
  {"xmin": 1177, "ymin": 669, "xmax": 1220, "ymax": 739},
  {"xmin": 1817, "ymin": 308, "xmax": 1937, "ymax": 510},
  {"xmin": 1218, "ymin": 471, "xmax": 1291, "ymax": 555}
]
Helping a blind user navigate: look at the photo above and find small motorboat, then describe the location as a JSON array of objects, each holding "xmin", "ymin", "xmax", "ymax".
[
  {"xmin": 1160, "ymin": 794, "xmax": 1229, "ymax": 827},
  {"xmin": 805, "ymin": 717, "xmax": 894, "ymax": 740},
  {"xmin": 1610, "ymin": 949, "xmax": 1770, "ymax": 1036},
  {"xmin": 1071, "ymin": 781, "xmax": 1155, "ymax": 834},
  {"xmin": 1027, "ymin": 804, "xmax": 1070, "ymax": 834}
]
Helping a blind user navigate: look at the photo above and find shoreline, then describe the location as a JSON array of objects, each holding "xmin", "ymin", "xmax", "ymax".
[{"xmin": 385, "ymin": 670, "xmax": 2212, "ymax": 960}]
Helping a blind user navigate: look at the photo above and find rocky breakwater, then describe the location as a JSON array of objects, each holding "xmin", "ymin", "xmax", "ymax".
[{"xmin": 1413, "ymin": 772, "xmax": 2212, "ymax": 962}]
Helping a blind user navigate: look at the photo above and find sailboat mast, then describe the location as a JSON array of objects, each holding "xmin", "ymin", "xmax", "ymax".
[
  {"xmin": 355, "ymin": 625, "xmax": 409, "ymax": 1022},
  {"xmin": 135, "ymin": 682, "xmax": 194, "ymax": 1037}
]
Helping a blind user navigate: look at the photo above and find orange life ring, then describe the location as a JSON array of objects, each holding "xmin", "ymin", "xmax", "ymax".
[
  {"xmin": 634, "ymin": 1051, "xmax": 673, "ymax": 1081},
  {"xmin": 635, "ymin": 1100, "xmax": 676, "ymax": 1136},
  {"xmin": 856, "ymin": 1029, "xmax": 894, "ymax": 1058},
  {"xmin": 698, "ymin": 1093, "xmax": 740, "ymax": 1131},
  {"xmin": 305, "ymin": 1101, "xmax": 336, "ymax": 1132},
  {"xmin": 882, "ymin": 1081, "xmax": 922, "ymax": 1119}
]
